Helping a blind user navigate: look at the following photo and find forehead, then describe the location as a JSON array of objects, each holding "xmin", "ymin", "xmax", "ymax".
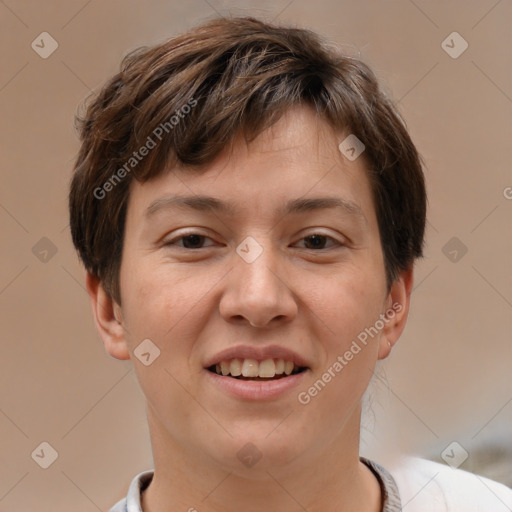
[{"xmin": 126, "ymin": 106, "xmax": 376, "ymax": 225}]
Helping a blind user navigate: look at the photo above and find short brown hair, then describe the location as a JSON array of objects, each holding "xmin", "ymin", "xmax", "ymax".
[{"xmin": 69, "ymin": 16, "xmax": 426, "ymax": 304}]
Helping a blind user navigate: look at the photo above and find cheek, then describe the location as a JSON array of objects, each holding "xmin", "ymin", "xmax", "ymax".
[
  {"xmin": 297, "ymin": 274, "xmax": 383, "ymax": 428},
  {"xmin": 316, "ymin": 264, "xmax": 386, "ymax": 342},
  {"xmin": 119, "ymin": 263, "xmax": 206, "ymax": 417},
  {"xmin": 121, "ymin": 260, "xmax": 199, "ymax": 334},
  {"xmin": 119, "ymin": 260, "xmax": 220, "ymax": 380},
  {"xmin": 305, "ymin": 263, "xmax": 385, "ymax": 405}
]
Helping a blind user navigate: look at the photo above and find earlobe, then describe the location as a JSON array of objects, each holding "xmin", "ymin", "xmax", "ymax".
[
  {"xmin": 85, "ymin": 272, "xmax": 130, "ymax": 360},
  {"xmin": 378, "ymin": 267, "xmax": 414, "ymax": 360},
  {"xmin": 378, "ymin": 340, "xmax": 392, "ymax": 360}
]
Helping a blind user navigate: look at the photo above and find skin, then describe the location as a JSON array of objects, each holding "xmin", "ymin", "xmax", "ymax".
[{"xmin": 87, "ymin": 105, "xmax": 413, "ymax": 512}]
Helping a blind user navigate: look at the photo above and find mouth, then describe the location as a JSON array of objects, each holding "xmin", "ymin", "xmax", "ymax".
[{"xmin": 207, "ymin": 358, "xmax": 308, "ymax": 381}]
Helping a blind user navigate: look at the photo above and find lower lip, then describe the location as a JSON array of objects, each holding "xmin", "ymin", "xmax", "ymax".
[{"xmin": 204, "ymin": 369, "xmax": 308, "ymax": 400}]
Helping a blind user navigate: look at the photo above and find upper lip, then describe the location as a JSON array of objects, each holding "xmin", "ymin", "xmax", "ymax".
[{"xmin": 204, "ymin": 345, "xmax": 310, "ymax": 369}]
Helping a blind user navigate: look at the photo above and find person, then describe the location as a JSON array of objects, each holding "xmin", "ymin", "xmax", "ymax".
[{"xmin": 68, "ymin": 15, "xmax": 512, "ymax": 512}]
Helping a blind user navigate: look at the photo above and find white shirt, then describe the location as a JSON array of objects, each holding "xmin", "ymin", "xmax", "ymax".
[
  {"xmin": 109, "ymin": 456, "xmax": 512, "ymax": 512},
  {"xmin": 391, "ymin": 456, "xmax": 512, "ymax": 511}
]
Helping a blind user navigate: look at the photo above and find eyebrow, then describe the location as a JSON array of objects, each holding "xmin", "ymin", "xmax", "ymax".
[{"xmin": 145, "ymin": 194, "xmax": 367, "ymax": 223}]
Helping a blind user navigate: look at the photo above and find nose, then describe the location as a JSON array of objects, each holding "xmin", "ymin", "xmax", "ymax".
[{"xmin": 219, "ymin": 242, "xmax": 298, "ymax": 328}]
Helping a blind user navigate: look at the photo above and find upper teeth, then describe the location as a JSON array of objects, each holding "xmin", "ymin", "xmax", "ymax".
[{"xmin": 214, "ymin": 358, "xmax": 298, "ymax": 378}]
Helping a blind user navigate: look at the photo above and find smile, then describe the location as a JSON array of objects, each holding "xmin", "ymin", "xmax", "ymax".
[{"xmin": 208, "ymin": 358, "xmax": 307, "ymax": 380}]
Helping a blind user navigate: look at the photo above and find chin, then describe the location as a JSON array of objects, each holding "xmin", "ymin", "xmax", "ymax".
[{"xmin": 206, "ymin": 429, "xmax": 308, "ymax": 476}]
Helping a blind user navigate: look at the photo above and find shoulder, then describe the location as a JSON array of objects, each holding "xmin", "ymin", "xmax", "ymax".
[{"xmin": 389, "ymin": 456, "xmax": 512, "ymax": 512}]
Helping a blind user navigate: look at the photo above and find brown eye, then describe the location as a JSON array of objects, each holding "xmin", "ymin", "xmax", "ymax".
[
  {"xmin": 296, "ymin": 234, "xmax": 340, "ymax": 250},
  {"xmin": 165, "ymin": 233, "xmax": 214, "ymax": 249},
  {"xmin": 181, "ymin": 234, "xmax": 206, "ymax": 249}
]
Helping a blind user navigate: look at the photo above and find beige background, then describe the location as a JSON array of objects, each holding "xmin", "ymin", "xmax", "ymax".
[{"xmin": 1, "ymin": 0, "xmax": 511, "ymax": 510}]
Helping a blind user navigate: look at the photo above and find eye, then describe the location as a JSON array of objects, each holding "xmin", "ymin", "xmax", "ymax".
[
  {"xmin": 164, "ymin": 233, "xmax": 215, "ymax": 249},
  {"xmin": 294, "ymin": 234, "xmax": 342, "ymax": 250},
  {"xmin": 164, "ymin": 232, "xmax": 342, "ymax": 250}
]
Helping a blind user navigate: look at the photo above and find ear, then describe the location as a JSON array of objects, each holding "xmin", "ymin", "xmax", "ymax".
[
  {"xmin": 85, "ymin": 272, "xmax": 130, "ymax": 360},
  {"xmin": 377, "ymin": 267, "xmax": 414, "ymax": 360}
]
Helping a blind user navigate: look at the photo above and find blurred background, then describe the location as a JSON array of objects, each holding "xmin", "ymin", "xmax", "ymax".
[{"xmin": 0, "ymin": 0, "xmax": 511, "ymax": 510}]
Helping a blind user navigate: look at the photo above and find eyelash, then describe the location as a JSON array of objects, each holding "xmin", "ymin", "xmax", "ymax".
[{"xmin": 164, "ymin": 232, "xmax": 343, "ymax": 250}]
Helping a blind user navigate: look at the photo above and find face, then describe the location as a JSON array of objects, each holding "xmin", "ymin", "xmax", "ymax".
[{"xmin": 91, "ymin": 105, "xmax": 410, "ymax": 475}]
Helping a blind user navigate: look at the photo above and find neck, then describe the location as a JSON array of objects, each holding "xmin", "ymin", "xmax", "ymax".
[{"xmin": 141, "ymin": 405, "xmax": 381, "ymax": 512}]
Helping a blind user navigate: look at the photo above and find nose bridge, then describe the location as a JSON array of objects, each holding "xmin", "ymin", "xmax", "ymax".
[
  {"xmin": 219, "ymin": 235, "xmax": 297, "ymax": 326},
  {"xmin": 235, "ymin": 236, "xmax": 282, "ymax": 298}
]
